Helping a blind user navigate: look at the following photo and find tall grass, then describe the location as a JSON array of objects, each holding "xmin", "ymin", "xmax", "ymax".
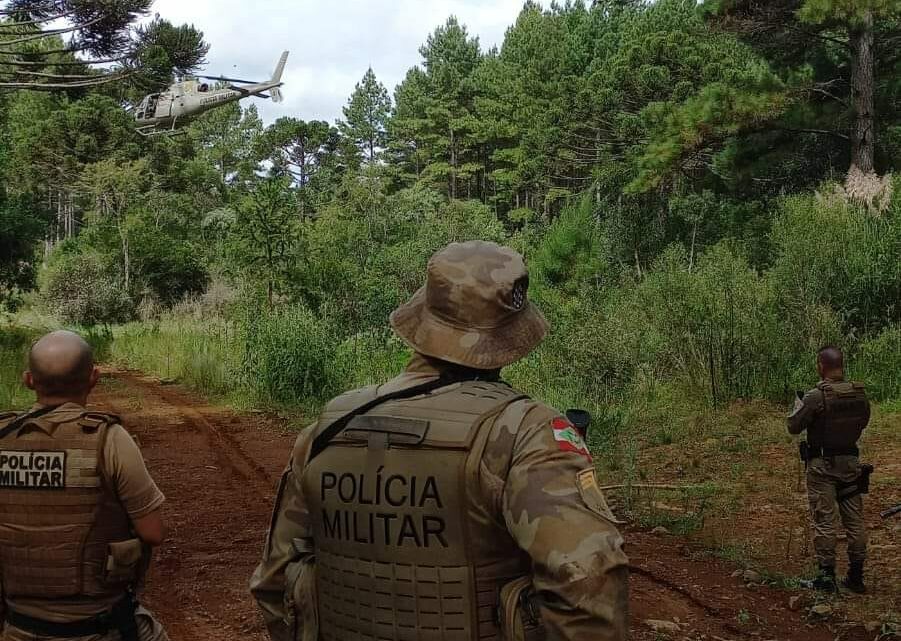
[
  {"xmin": 109, "ymin": 318, "xmax": 237, "ymax": 401},
  {"xmin": 0, "ymin": 326, "xmax": 36, "ymax": 409}
]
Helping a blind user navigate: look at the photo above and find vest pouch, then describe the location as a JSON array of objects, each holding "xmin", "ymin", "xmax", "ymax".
[
  {"xmin": 284, "ymin": 539, "xmax": 318, "ymax": 641},
  {"xmin": 499, "ymin": 576, "xmax": 546, "ymax": 641},
  {"xmin": 104, "ymin": 539, "xmax": 144, "ymax": 586}
]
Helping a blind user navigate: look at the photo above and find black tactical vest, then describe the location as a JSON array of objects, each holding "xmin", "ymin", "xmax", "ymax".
[{"xmin": 807, "ymin": 381, "xmax": 869, "ymax": 449}]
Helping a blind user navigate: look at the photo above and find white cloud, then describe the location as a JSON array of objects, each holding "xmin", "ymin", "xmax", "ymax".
[{"xmin": 148, "ymin": 0, "xmax": 527, "ymax": 124}]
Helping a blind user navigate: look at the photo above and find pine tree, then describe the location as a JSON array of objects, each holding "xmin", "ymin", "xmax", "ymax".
[
  {"xmin": 340, "ymin": 67, "xmax": 391, "ymax": 163},
  {"xmin": 0, "ymin": 1, "xmax": 208, "ymax": 90},
  {"xmin": 709, "ymin": 0, "xmax": 901, "ymax": 177}
]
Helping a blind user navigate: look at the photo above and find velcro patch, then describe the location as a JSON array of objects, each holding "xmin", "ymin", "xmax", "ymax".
[
  {"xmin": 577, "ymin": 468, "xmax": 623, "ymax": 524},
  {"xmin": 0, "ymin": 450, "xmax": 67, "ymax": 490},
  {"xmin": 552, "ymin": 417, "xmax": 591, "ymax": 460}
]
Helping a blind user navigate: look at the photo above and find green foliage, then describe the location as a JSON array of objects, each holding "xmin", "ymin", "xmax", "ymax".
[
  {"xmin": 530, "ymin": 197, "xmax": 606, "ymax": 293},
  {"xmin": 129, "ymin": 217, "xmax": 208, "ymax": 305},
  {"xmin": 340, "ymin": 68, "xmax": 391, "ymax": 163},
  {"xmin": 799, "ymin": 0, "xmax": 898, "ymax": 24},
  {"xmin": 851, "ymin": 325, "xmax": 901, "ymax": 401},
  {"xmin": 131, "ymin": 19, "xmax": 210, "ymax": 89},
  {"xmin": 0, "ymin": 326, "xmax": 36, "ymax": 410},
  {"xmin": 770, "ymin": 186, "xmax": 901, "ymax": 333},
  {"xmin": 0, "ymin": 1, "xmax": 207, "ymax": 93},
  {"xmin": 110, "ymin": 319, "xmax": 234, "ymax": 397},
  {"xmin": 39, "ymin": 250, "xmax": 134, "ymax": 325},
  {"xmin": 256, "ymin": 117, "xmax": 344, "ymax": 215},
  {"xmin": 237, "ymin": 304, "xmax": 341, "ymax": 409},
  {"xmin": 296, "ymin": 176, "xmax": 504, "ymax": 330},
  {"xmin": 0, "ymin": 194, "xmax": 45, "ymax": 309},
  {"xmin": 227, "ymin": 177, "xmax": 299, "ymax": 304}
]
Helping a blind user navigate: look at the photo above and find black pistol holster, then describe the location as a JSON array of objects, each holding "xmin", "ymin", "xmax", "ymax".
[
  {"xmin": 837, "ymin": 464, "xmax": 874, "ymax": 503},
  {"xmin": 108, "ymin": 591, "xmax": 140, "ymax": 641}
]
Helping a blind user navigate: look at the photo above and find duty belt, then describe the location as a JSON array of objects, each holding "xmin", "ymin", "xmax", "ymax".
[
  {"xmin": 809, "ymin": 445, "xmax": 859, "ymax": 459},
  {"xmin": 5, "ymin": 595, "xmax": 139, "ymax": 640}
]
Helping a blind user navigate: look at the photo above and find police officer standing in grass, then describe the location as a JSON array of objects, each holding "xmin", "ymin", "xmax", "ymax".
[
  {"xmin": 0, "ymin": 331, "xmax": 169, "ymax": 641},
  {"xmin": 251, "ymin": 240, "xmax": 629, "ymax": 641},
  {"xmin": 788, "ymin": 346, "xmax": 871, "ymax": 594}
]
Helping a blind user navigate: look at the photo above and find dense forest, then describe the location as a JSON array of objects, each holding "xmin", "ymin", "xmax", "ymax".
[{"xmin": 1, "ymin": 0, "xmax": 900, "ymax": 432}]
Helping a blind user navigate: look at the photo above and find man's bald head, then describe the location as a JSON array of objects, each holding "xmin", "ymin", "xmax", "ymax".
[
  {"xmin": 817, "ymin": 346, "xmax": 844, "ymax": 378},
  {"xmin": 26, "ymin": 330, "xmax": 96, "ymax": 397}
]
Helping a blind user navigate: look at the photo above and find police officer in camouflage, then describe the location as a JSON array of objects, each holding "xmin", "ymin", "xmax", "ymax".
[
  {"xmin": 788, "ymin": 346, "xmax": 870, "ymax": 594},
  {"xmin": 251, "ymin": 240, "xmax": 629, "ymax": 641},
  {"xmin": 0, "ymin": 331, "xmax": 169, "ymax": 641}
]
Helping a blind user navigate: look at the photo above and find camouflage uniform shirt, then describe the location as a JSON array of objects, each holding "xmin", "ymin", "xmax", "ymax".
[{"xmin": 250, "ymin": 355, "xmax": 629, "ymax": 641}]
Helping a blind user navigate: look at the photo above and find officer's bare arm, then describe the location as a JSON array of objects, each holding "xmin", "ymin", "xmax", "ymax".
[{"xmin": 132, "ymin": 509, "xmax": 167, "ymax": 546}]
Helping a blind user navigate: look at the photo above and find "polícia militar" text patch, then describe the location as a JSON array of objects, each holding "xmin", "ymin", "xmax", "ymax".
[{"xmin": 0, "ymin": 451, "xmax": 66, "ymax": 489}]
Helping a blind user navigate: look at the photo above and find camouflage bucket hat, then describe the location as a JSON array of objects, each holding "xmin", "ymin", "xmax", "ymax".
[{"xmin": 390, "ymin": 241, "xmax": 549, "ymax": 370}]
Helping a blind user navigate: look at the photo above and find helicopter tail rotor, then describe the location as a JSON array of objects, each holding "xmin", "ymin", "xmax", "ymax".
[{"xmin": 270, "ymin": 87, "xmax": 283, "ymax": 103}]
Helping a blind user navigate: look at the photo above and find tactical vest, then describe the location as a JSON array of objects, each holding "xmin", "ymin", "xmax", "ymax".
[
  {"xmin": 302, "ymin": 381, "xmax": 533, "ymax": 641},
  {"xmin": 0, "ymin": 409, "xmax": 135, "ymax": 599},
  {"xmin": 808, "ymin": 381, "xmax": 868, "ymax": 450}
]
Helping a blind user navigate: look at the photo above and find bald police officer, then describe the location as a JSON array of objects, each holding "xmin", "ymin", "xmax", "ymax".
[
  {"xmin": 251, "ymin": 241, "xmax": 629, "ymax": 641},
  {"xmin": 788, "ymin": 346, "xmax": 870, "ymax": 594},
  {"xmin": 0, "ymin": 331, "xmax": 169, "ymax": 641}
]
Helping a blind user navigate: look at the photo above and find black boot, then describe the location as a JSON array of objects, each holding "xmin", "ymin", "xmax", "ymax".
[
  {"xmin": 842, "ymin": 561, "xmax": 867, "ymax": 594},
  {"xmin": 811, "ymin": 565, "xmax": 838, "ymax": 592}
]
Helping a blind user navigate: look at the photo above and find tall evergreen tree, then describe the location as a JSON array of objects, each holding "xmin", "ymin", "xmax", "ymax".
[
  {"xmin": 340, "ymin": 67, "xmax": 390, "ymax": 163},
  {"xmin": 707, "ymin": 0, "xmax": 901, "ymax": 179},
  {"xmin": 257, "ymin": 117, "xmax": 343, "ymax": 216},
  {"xmin": 391, "ymin": 17, "xmax": 483, "ymax": 198}
]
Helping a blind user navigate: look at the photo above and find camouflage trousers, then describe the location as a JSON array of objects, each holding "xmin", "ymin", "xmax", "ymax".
[
  {"xmin": 806, "ymin": 455, "xmax": 868, "ymax": 567},
  {"xmin": 1, "ymin": 607, "xmax": 168, "ymax": 641}
]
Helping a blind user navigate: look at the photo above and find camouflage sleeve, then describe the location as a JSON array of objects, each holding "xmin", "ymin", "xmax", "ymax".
[
  {"xmin": 250, "ymin": 427, "xmax": 315, "ymax": 641},
  {"xmin": 787, "ymin": 389, "xmax": 822, "ymax": 435},
  {"xmin": 502, "ymin": 405, "xmax": 629, "ymax": 641}
]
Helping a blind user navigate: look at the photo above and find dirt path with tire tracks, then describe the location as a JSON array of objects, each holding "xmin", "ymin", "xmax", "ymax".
[{"xmin": 90, "ymin": 369, "xmax": 872, "ymax": 641}]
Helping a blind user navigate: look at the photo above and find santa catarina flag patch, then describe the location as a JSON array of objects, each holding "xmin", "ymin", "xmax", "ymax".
[{"xmin": 551, "ymin": 417, "xmax": 591, "ymax": 459}]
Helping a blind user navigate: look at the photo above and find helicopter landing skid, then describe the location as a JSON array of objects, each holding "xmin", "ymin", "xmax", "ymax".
[
  {"xmin": 136, "ymin": 125, "xmax": 187, "ymax": 137},
  {"xmin": 137, "ymin": 116, "xmax": 187, "ymax": 137}
]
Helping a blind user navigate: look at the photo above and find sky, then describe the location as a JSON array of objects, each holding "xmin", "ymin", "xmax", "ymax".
[{"xmin": 149, "ymin": 0, "xmax": 529, "ymax": 124}]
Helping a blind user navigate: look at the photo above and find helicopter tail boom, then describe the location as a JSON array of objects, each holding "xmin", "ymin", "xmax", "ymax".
[{"xmin": 271, "ymin": 51, "xmax": 289, "ymax": 85}]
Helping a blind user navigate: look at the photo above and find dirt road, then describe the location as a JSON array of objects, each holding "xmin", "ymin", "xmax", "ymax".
[{"xmin": 91, "ymin": 369, "xmax": 875, "ymax": 641}]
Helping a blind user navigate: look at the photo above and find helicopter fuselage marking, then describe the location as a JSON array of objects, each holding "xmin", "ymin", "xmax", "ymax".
[{"xmin": 200, "ymin": 92, "xmax": 234, "ymax": 107}]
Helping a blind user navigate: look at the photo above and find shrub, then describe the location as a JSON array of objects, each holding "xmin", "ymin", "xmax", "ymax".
[
  {"xmin": 771, "ymin": 187, "xmax": 901, "ymax": 334},
  {"xmin": 851, "ymin": 325, "xmax": 901, "ymax": 402},
  {"xmin": 38, "ymin": 251, "xmax": 134, "ymax": 325},
  {"xmin": 0, "ymin": 326, "xmax": 36, "ymax": 409},
  {"xmin": 237, "ymin": 303, "xmax": 341, "ymax": 409}
]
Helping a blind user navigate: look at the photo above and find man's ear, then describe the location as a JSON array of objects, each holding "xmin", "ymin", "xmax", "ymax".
[
  {"xmin": 87, "ymin": 367, "xmax": 100, "ymax": 392},
  {"xmin": 22, "ymin": 371, "xmax": 35, "ymax": 391}
]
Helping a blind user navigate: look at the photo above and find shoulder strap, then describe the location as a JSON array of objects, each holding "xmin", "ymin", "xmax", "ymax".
[
  {"xmin": 78, "ymin": 411, "xmax": 121, "ymax": 433},
  {"xmin": 0, "ymin": 405, "xmax": 62, "ymax": 440},
  {"xmin": 308, "ymin": 375, "xmax": 501, "ymax": 463}
]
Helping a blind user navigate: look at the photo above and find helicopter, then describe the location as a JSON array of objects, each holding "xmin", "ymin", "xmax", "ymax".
[{"xmin": 133, "ymin": 51, "xmax": 289, "ymax": 136}]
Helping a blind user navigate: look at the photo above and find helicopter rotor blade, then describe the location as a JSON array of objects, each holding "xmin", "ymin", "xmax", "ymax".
[{"xmin": 197, "ymin": 74, "xmax": 260, "ymax": 84}]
